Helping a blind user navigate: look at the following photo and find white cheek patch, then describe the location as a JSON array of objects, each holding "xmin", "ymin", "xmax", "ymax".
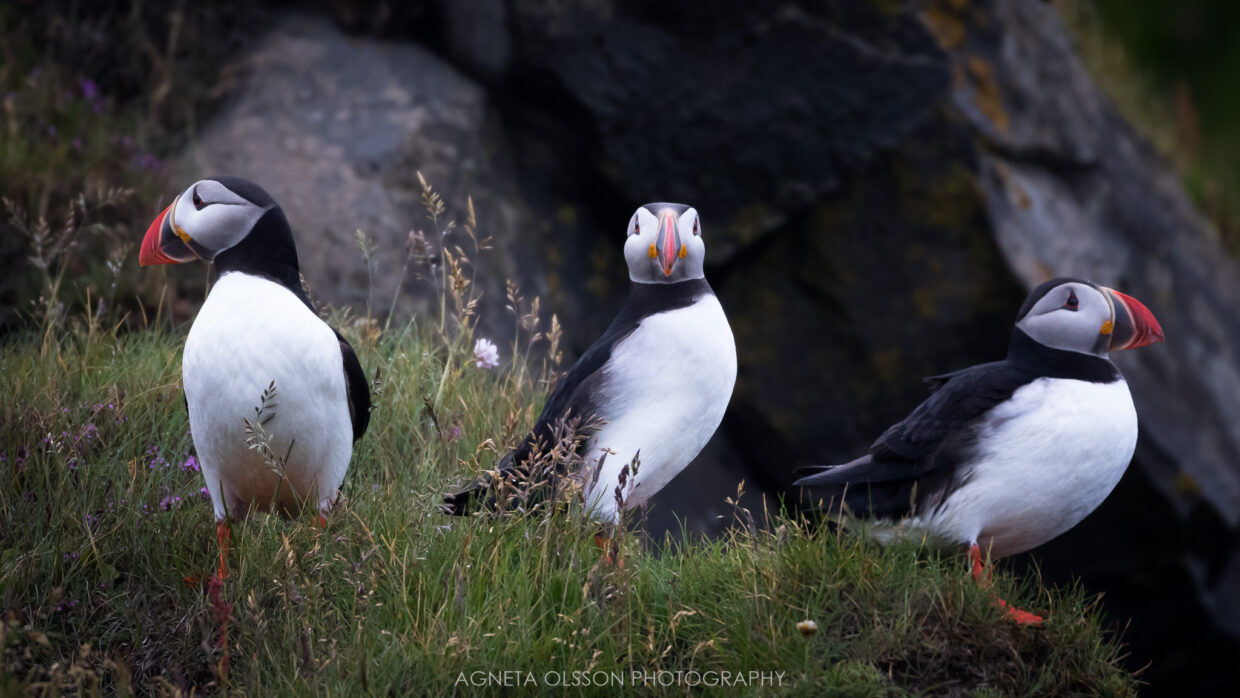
[
  {"xmin": 635, "ymin": 208, "xmax": 658, "ymax": 239},
  {"xmin": 194, "ymin": 205, "xmax": 252, "ymax": 252},
  {"xmin": 678, "ymin": 207, "xmax": 699, "ymax": 237},
  {"xmin": 176, "ymin": 184, "xmax": 271, "ymax": 255}
]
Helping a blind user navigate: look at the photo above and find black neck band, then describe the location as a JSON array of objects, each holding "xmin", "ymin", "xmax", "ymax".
[
  {"xmin": 627, "ymin": 278, "xmax": 712, "ymax": 307},
  {"xmin": 212, "ymin": 208, "xmax": 311, "ymax": 308},
  {"xmin": 1006, "ymin": 328, "xmax": 1120, "ymax": 383}
]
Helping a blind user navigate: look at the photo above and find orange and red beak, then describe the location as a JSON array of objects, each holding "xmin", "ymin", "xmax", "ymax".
[
  {"xmin": 1103, "ymin": 287, "xmax": 1164, "ymax": 350},
  {"xmin": 139, "ymin": 197, "xmax": 197, "ymax": 266},
  {"xmin": 655, "ymin": 209, "xmax": 681, "ymax": 277}
]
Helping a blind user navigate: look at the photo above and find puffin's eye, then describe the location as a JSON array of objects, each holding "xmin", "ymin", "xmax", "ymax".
[
  {"xmin": 692, "ymin": 218, "xmax": 699, "ymax": 236},
  {"xmin": 192, "ymin": 190, "xmax": 205, "ymax": 210},
  {"xmin": 630, "ymin": 220, "xmax": 639, "ymax": 236},
  {"xmin": 1063, "ymin": 290, "xmax": 1079, "ymax": 311}
]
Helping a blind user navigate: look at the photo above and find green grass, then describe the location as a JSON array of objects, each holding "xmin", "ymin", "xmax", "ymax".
[{"xmin": 0, "ymin": 316, "xmax": 1138, "ymax": 696}]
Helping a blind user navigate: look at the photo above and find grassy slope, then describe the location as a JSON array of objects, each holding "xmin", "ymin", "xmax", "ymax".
[{"xmin": 0, "ymin": 318, "xmax": 1137, "ymax": 697}]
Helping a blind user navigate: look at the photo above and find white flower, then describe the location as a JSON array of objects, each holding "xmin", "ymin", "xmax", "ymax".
[{"xmin": 473, "ymin": 338, "xmax": 500, "ymax": 369}]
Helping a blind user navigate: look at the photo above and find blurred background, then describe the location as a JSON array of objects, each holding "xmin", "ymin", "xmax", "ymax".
[{"xmin": 3, "ymin": 0, "xmax": 1238, "ymax": 692}]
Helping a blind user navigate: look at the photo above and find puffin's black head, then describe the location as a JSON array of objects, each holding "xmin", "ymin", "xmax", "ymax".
[
  {"xmin": 1015, "ymin": 277, "xmax": 1164, "ymax": 356},
  {"xmin": 622, "ymin": 203, "xmax": 706, "ymax": 283},
  {"xmin": 139, "ymin": 177, "xmax": 283, "ymax": 266},
  {"xmin": 139, "ymin": 176, "xmax": 303, "ymax": 290}
]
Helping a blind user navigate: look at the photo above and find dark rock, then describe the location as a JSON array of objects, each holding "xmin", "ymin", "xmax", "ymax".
[
  {"xmin": 180, "ymin": 13, "xmax": 546, "ymax": 340},
  {"xmin": 439, "ymin": 0, "xmax": 510, "ymax": 81},
  {"xmin": 494, "ymin": 1, "xmax": 950, "ymax": 262}
]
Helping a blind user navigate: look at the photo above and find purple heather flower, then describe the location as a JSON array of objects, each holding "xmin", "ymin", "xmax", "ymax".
[
  {"xmin": 80, "ymin": 78, "xmax": 99, "ymax": 101},
  {"xmin": 181, "ymin": 454, "xmax": 200, "ymax": 472}
]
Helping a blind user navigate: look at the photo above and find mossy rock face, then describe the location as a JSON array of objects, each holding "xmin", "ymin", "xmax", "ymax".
[{"xmin": 705, "ymin": 117, "xmax": 1023, "ymax": 497}]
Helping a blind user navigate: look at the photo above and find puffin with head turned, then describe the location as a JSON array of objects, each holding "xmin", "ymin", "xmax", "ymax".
[
  {"xmin": 140, "ymin": 176, "xmax": 370, "ymax": 579},
  {"xmin": 795, "ymin": 277, "xmax": 1164, "ymax": 624},
  {"xmin": 444, "ymin": 203, "xmax": 737, "ymax": 532}
]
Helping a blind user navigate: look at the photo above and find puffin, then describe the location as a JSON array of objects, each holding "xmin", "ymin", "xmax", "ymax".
[
  {"xmin": 794, "ymin": 277, "xmax": 1164, "ymax": 624},
  {"xmin": 444, "ymin": 203, "xmax": 737, "ymax": 530},
  {"xmin": 139, "ymin": 176, "xmax": 370, "ymax": 578}
]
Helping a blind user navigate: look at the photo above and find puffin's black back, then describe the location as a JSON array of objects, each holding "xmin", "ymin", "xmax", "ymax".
[{"xmin": 795, "ymin": 329, "xmax": 1120, "ymax": 519}]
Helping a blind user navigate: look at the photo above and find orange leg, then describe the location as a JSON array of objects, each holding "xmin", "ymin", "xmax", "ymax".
[
  {"xmin": 970, "ymin": 543, "xmax": 1042, "ymax": 626},
  {"xmin": 216, "ymin": 521, "xmax": 232, "ymax": 580},
  {"xmin": 592, "ymin": 532, "xmax": 624, "ymax": 568}
]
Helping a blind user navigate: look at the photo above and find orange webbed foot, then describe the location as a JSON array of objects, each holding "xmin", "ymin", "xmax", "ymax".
[
  {"xmin": 969, "ymin": 543, "xmax": 1042, "ymax": 626},
  {"xmin": 999, "ymin": 602, "xmax": 1044, "ymax": 626}
]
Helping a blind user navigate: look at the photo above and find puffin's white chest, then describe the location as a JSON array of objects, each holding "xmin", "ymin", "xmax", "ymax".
[
  {"xmin": 917, "ymin": 377, "xmax": 1137, "ymax": 557},
  {"xmin": 183, "ymin": 273, "xmax": 352, "ymax": 519},
  {"xmin": 581, "ymin": 295, "xmax": 737, "ymax": 523}
]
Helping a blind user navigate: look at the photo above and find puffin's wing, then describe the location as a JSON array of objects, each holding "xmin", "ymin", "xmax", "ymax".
[
  {"xmin": 511, "ymin": 280, "xmax": 715, "ymax": 468},
  {"xmin": 923, "ymin": 368, "xmax": 967, "ymax": 392},
  {"xmin": 332, "ymin": 328, "xmax": 371, "ymax": 442},
  {"xmin": 442, "ymin": 282, "xmax": 716, "ymax": 516},
  {"xmin": 867, "ymin": 360, "xmax": 1027, "ymax": 463},
  {"xmin": 442, "ymin": 313, "xmax": 641, "ymax": 515},
  {"xmin": 794, "ymin": 360, "xmax": 1031, "ymax": 518},
  {"xmin": 519, "ymin": 333, "xmax": 623, "ymax": 448}
]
